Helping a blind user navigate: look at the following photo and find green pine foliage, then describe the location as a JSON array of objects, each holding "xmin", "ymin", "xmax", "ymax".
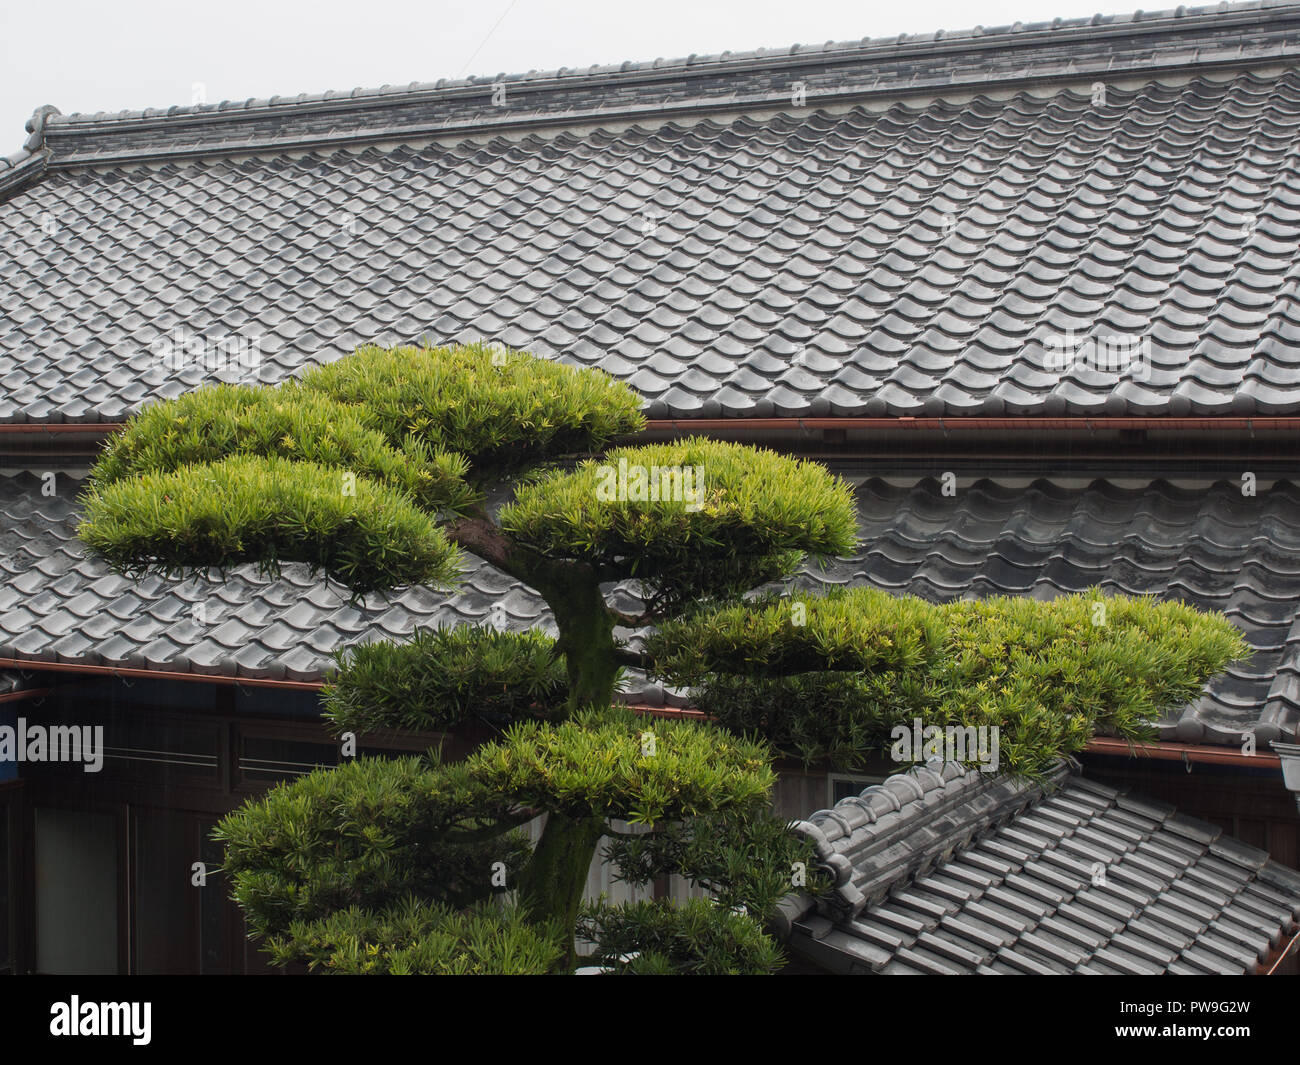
[
  {"xmin": 687, "ymin": 671, "xmax": 933, "ymax": 770},
  {"xmin": 576, "ymin": 899, "xmax": 785, "ymax": 974},
  {"xmin": 464, "ymin": 708, "xmax": 776, "ymax": 825},
  {"xmin": 88, "ymin": 382, "xmax": 478, "ymax": 515},
  {"xmin": 72, "ymin": 341, "xmax": 1255, "ymax": 974},
  {"xmin": 298, "ymin": 343, "xmax": 646, "ymax": 477},
  {"xmin": 269, "ymin": 897, "xmax": 566, "ymax": 974},
  {"xmin": 500, "ymin": 439, "xmax": 859, "ymax": 613},
  {"xmin": 213, "ymin": 754, "xmax": 532, "ymax": 941},
  {"xmin": 654, "ymin": 588, "xmax": 1249, "ymax": 778},
  {"xmin": 212, "ymin": 711, "xmax": 804, "ymax": 974},
  {"xmin": 323, "ymin": 627, "xmax": 570, "ymax": 734},
  {"xmin": 78, "ymin": 455, "xmax": 462, "ymax": 595},
  {"xmin": 645, "ymin": 587, "xmax": 943, "ymax": 683}
]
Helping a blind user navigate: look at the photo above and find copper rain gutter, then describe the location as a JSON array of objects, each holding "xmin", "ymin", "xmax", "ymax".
[
  {"xmin": 643, "ymin": 417, "xmax": 1300, "ymax": 432},
  {"xmin": 0, "ymin": 657, "xmax": 323, "ymax": 691},
  {"xmin": 1085, "ymin": 736, "xmax": 1282, "ymax": 769}
]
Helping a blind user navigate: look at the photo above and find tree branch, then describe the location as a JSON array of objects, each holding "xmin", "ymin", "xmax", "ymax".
[
  {"xmin": 441, "ymin": 808, "xmax": 541, "ymax": 843},
  {"xmin": 441, "ymin": 510, "xmax": 533, "ymax": 583},
  {"xmin": 593, "ymin": 560, "xmax": 637, "ymax": 583}
]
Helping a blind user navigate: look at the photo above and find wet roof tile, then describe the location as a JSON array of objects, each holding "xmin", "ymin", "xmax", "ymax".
[{"xmin": 783, "ymin": 762, "xmax": 1300, "ymax": 974}]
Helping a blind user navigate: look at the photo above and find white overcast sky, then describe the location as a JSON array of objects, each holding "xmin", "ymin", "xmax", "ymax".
[{"xmin": 2, "ymin": 0, "xmax": 1143, "ymax": 152}]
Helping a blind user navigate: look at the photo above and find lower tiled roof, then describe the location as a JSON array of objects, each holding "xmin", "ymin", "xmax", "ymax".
[
  {"xmin": 0, "ymin": 470, "xmax": 1297, "ymax": 746},
  {"xmin": 784, "ymin": 761, "xmax": 1300, "ymax": 974}
]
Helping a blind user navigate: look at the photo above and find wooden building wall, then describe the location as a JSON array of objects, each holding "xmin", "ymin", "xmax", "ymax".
[{"xmin": 7, "ymin": 674, "xmax": 1298, "ymax": 974}]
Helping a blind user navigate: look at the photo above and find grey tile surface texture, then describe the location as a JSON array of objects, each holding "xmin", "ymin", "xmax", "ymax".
[
  {"xmin": 3, "ymin": 4, "xmax": 1300, "ymax": 422},
  {"xmin": 784, "ymin": 761, "xmax": 1300, "ymax": 973}
]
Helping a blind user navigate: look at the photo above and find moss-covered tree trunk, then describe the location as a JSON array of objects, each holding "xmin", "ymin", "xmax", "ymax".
[
  {"xmin": 545, "ymin": 569, "xmax": 620, "ymax": 713},
  {"xmin": 518, "ymin": 564, "xmax": 621, "ymax": 969},
  {"xmin": 515, "ymin": 813, "xmax": 606, "ymax": 970}
]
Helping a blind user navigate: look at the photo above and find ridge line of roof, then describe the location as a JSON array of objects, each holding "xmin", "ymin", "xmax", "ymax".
[
  {"xmin": 781, "ymin": 769, "xmax": 1300, "ymax": 973},
  {"xmin": 0, "ymin": 105, "xmax": 55, "ymax": 196},
  {"xmin": 33, "ymin": 63, "xmax": 1292, "ymax": 173},
  {"xmin": 38, "ymin": 1, "xmax": 1300, "ymax": 128},
  {"xmin": 19, "ymin": 1, "xmax": 1300, "ymax": 169}
]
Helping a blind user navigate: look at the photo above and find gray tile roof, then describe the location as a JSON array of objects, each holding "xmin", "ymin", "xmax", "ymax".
[
  {"xmin": 782, "ymin": 761, "xmax": 1300, "ymax": 973},
  {"xmin": 4, "ymin": 5, "xmax": 1300, "ymax": 423},
  {"xmin": 1, "ymin": 470, "xmax": 1296, "ymax": 746}
]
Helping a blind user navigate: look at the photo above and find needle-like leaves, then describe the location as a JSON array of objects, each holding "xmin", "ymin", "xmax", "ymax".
[
  {"xmin": 298, "ymin": 342, "xmax": 645, "ymax": 479},
  {"xmin": 90, "ymin": 382, "xmax": 477, "ymax": 515},
  {"xmin": 500, "ymin": 438, "xmax": 858, "ymax": 612},
  {"xmin": 652, "ymin": 588, "xmax": 1250, "ymax": 778},
  {"xmin": 323, "ymin": 627, "xmax": 569, "ymax": 734},
  {"xmin": 79, "ymin": 455, "xmax": 462, "ymax": 596}
]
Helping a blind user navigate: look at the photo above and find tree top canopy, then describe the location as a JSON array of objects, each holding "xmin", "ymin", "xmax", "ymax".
[
  {"xmin": 78, "ymin": 346, "xmax": 858, "ymax": 607},
  {"xmin": 89, "ymin": 382, "xmax": 477, "ymax": 515},
  {"xmin": 298, "ymin": 342, "xmax": 646, "ymax": 478}
]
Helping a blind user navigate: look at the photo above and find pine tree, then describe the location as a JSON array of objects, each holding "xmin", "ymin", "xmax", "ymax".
[{"xmin": 77, "ymin": 343, "xmax": 1247, "ymax": 973}]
